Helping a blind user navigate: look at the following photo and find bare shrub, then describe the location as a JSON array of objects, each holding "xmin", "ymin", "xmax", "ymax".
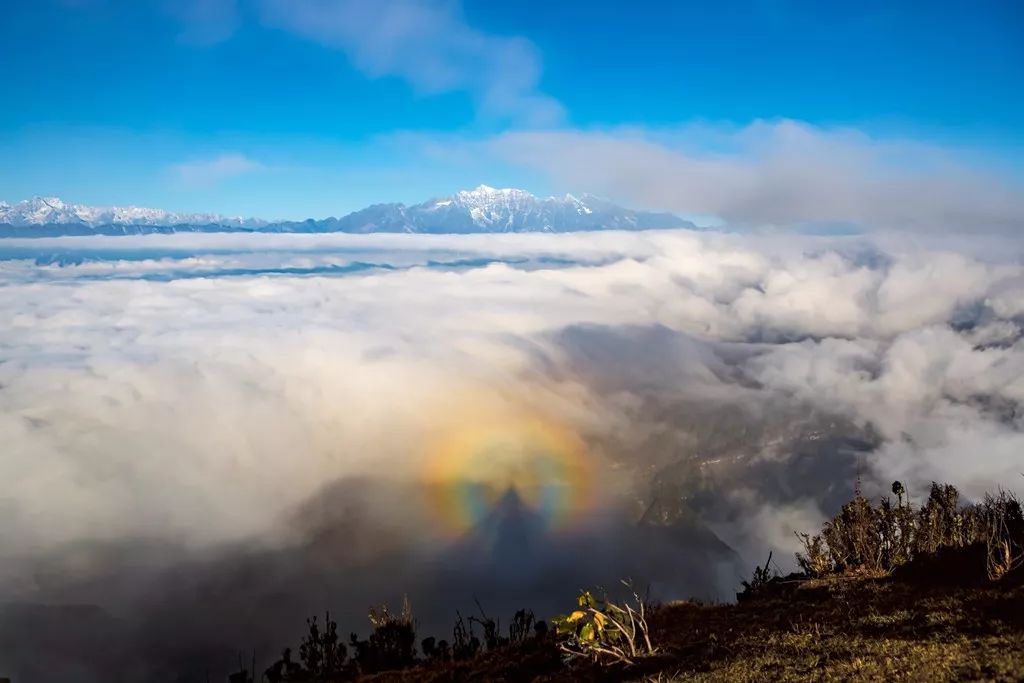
[
  {"xmin": 299, "ymin": 612, "xmax": 346, "ymax": 678},
  {"xmin": 978, "ymin": 491, "xmax": 1024, "ymax": 580},
  {"xmin": 451, "ymin": 610, "xmax": 481, "ymax": 661},
  {"xmin": 349, "ymin": 597, "xmax": 417, "ymax": 673},
  {"xmin": 738, "ymin": 552, "xmax": 779, "ymax": 601},
  {"xmin": 796, "ymin": 532, "xmax": 831, "ymax": 576},
  {"xmin": 795, "ymin": 481, "xmax": 1024, "ymax": 580},
  {"xmin": 508, "ymin": 608, "xmax": 537, "ymax": 646}
]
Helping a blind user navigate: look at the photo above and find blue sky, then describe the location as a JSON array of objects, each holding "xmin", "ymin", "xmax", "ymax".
[{"xmin": 0, "ymin": 0, "xmax": 1021, "ymax": 220}]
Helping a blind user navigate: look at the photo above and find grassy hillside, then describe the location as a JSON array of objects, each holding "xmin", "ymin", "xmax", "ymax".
[
  {"xmin": 360, "ymin": 567, "xmax": 1022, "ymax": 682},
  {"xmin": 248, "ymin": 482, "xmax": 1024, "ymax": 682}
]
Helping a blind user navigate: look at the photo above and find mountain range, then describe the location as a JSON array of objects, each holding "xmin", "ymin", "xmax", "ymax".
[{"xmin": 0, "ymin": 186, "xmax": 693, "ymax": 236}]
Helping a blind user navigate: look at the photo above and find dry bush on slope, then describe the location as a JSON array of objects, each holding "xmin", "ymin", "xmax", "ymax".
[{"xmin": 797, "ymin": 482, "xmax": 1023, "ymax": 580}]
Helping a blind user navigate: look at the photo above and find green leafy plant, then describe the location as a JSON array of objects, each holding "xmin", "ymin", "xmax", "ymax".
[{"xmin": 552, "ymin": 581, "xmax": 657, "ymax": 666}]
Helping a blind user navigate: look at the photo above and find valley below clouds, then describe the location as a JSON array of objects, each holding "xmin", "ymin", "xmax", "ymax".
[{"xmin": 1, "ymin": 229, "xmax": 1022, "ymax": 680}]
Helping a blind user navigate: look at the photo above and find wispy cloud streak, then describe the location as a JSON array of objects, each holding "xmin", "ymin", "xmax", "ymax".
[
  {"xmin": 258, "ymin": 0, "xmax": 563, "ymax": 125},
  {"xmin": 170, "ymin": 152, "xmax": 265, "ymax": 188}
]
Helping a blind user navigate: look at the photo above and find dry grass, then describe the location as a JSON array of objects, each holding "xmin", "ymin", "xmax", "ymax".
[
  {"xmin": 365, "ymin": 568, "xmax": 1024, "ymax": 682},
  {"xmin": 636, "ymin": 572, "xmax": 1024, "ymax": 682}
]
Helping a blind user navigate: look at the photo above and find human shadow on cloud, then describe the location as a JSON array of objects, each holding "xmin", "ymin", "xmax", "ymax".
[{"xmin": 0, "ymin": 471, "xmax": 742, "ymax": 682}]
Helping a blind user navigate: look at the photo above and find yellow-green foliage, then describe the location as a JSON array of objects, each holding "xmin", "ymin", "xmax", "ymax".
[{"xmin": 551, "ymin": 582, "xmax": 657, "ymax": 666}]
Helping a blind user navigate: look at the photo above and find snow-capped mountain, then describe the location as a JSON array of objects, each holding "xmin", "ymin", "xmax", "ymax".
[
  {"xmin": 327, "ymin": 185, "xmax": 692, "ymax": 234},
  {"xmin": 0, "ymin": 187, "xmax": 693, "ymax": 236},
  {"xmin": 0, "ymin": 196, "xmax": 266, "ymax": 229}
]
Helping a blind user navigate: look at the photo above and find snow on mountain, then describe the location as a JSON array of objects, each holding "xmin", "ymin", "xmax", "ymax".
[
  {"xmin": 0, "ymin": 196, "xmax": 266, "ymax": 229},
  {"xmin": 332, "ymin": 185, "xmax": 693, "ymax": 234},
  {"xmin": 0, "ymin": 188, "xmax": 694, "ymax": 236}
]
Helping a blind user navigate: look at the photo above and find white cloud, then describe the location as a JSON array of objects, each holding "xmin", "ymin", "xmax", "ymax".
[
  {"xmin": 161, "ymin": 0, "xmax": 562, "ymax": 123},
  {"xmin": 170, "ymin": 152, "xmax": 265, "ymax": 188},
  {"xmin": 258, "ymin": 0, "xmax": 564, "ymax": 125},
  {"xmin": 3, "ymin": 228, "xmax": 1023, "ymax": 674},
  {"xmin": 485, "ymin": 120, "xmax": 1024, "ymax": 233},
  {"xmin": 1, "ymin": 229, "xmax": 1022, "ymax": 555}
]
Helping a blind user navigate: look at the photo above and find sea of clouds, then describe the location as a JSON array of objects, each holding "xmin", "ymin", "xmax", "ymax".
[{"xmin": 1, "ymin": 229, "xmax": 1022, "ymax": 680}]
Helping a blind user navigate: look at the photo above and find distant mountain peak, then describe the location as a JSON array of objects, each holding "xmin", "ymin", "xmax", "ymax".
[
  {"xmin": 0, "ymin": 196, "xmax": 266, "ymax": 230},
  {"xmin": 1, "ymin": 188, "xmax": 695, "ymax": 236},
  {"xmin": 459, "ymin": 184, "xmax": 523, "ymax": 195},
  {"xmin": 391, "ymin": 186, "xmax": 690, "ymax": 233}
]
